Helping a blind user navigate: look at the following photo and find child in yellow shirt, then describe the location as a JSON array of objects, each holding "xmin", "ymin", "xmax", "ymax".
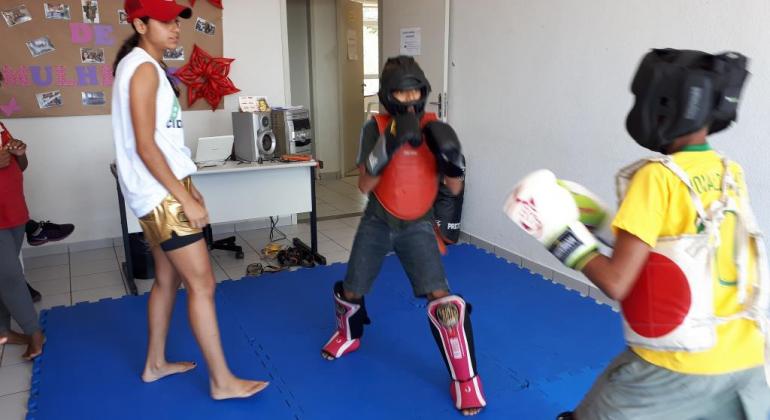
[{"xmin": 506, "ymin": 49, "xmax": 769, "ymax": 419}]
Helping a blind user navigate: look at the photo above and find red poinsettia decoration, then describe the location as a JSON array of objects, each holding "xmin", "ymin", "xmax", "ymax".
[
  {"xmin": 189, "ymin": 0, "xmax": 223, "ymax": 8},
  {"xmin": 174, "ymin": 45, "xmax": 239, "ymax": 110}
]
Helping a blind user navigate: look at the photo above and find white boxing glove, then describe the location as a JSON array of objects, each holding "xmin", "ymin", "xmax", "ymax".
[
  {"xmin": 503, "ymin": 170, "xmax": 600, "ymax": 270},
  {"xmin": 556, "ymin": 179, "xmax": 615, "ymax": 247}
]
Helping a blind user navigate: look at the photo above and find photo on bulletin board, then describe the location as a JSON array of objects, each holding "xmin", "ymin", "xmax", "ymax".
[
  {"xmin": 2, "ymin": 4, "xmax": 32, "ymax": 27},
  {"xmin": 44, "ymin": 3, "xmax": 71, "ymax": 20},
  {"xmin": 0, "ymin": 0, "xmax": 224, "ymax": 119},
  {"xmin": 80, "ymin": 0, "xmax": 101, "ymax": 24}
]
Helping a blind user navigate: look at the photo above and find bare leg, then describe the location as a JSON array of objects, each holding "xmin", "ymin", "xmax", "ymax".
[
  {"xmin": 0, "ymin": 330, "xmax": 29, "ymax": 345},
  {"xmin": 22, "ymin": 331, "xmax": 44, "ymax": 360},
  {"xmin": 165, "ymin": 239, "xmax": 268, "ymax": 399},
  {"xmin": 141, "ymin": 246, "xmax": 196, "ymax": 382}
]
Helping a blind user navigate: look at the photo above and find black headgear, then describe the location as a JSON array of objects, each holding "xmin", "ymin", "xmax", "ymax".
[
  {"xmin": 378, "ymin": 56, "xmax": 432, "ymax": 116},
  {"xmin": 626, "ymin": 48, "xmax": 749, "ymax": 153}
]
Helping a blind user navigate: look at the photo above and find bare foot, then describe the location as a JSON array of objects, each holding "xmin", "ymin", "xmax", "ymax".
[
  {"xmin": 22, "ymin": 331, "xmax": 44, "ymax": 361},
  {"xmin": 462, "ymin": 407, "xmax": 483, "ymax": 416},
  {"xmin": 2, "ymin": 330, "xmax": 30, "ymax": 345},
  {"xmin": 141, "ymin": 361, "xmax": 197, "ymax": 383},
  {"xmin": 0, "ymin": 336, "xmax": 6, "ymax": 345},
  {"xmin": 210, "ymin": 378, "xmax": 269, "ymax": 400}
]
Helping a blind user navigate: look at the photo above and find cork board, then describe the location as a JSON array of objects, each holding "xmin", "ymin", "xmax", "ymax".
[{"xmin": 0, "ymin": 0, "xmax": 223, "ymax": 118}]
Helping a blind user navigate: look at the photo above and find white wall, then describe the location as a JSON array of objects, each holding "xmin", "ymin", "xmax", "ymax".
[
  {"xmin": 308, "ymin": 0, "xmax": 341, "ymax": 175},
  {"xmin": 13, "ymin": 0, "xmax": 288, "ymax": 247},
  {"xmin": 449, "ymin": 0, "xmax": 770, "ymax": 285}
]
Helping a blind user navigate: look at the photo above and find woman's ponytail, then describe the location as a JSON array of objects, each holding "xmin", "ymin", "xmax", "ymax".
[{"xmin": 113, "ymin": 31, "xmax": 141, "ymax": 76}]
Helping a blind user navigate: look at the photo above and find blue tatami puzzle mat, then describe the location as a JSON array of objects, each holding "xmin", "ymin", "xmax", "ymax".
[{"xmin": 28, "ymin": 244, "xmax": 624, "ymax": 419}]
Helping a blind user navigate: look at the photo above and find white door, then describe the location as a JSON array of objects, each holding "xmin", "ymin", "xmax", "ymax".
[
  {"xmin": 379, "ymin": 0, "xmax": 449, "ymax": 120},
  {"xmin": 337, "ymin": 0, "xmax": 365, "ymax": 176}
]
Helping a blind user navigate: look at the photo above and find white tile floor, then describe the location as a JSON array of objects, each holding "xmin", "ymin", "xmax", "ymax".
[
  {"xmin": 0, "ymin": 178, "xmax": 365, "ymax": 420},
  {"xmin": 315, "ymin": 176, "xmax": 367, "ymax": 218}
]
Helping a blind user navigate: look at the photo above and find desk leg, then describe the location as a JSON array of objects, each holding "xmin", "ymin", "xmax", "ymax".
[
  {"xmin": 117, "ymin": 184, "xmax": 138, "ymax": 296},
  {"xmin": 302, "ymin": 165, "xmax": 326, "ymax": 265},
  {"xmin": 290, "ymin": 166, "xmax": 327, "ymax": 266},
  {"xmin": 310, "ymin": 166, "xmax": 318, "ymax": 253}
]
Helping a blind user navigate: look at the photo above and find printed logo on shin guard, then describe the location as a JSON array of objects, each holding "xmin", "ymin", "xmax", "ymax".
[
  {"xmin": 436, "ymin": 303, "xmax": 459, "ymax": 328},
  {"xmin": 436, "ymin": 303, "xmax": 463, "ymax": 359},
  {"xmin": 334, "ymin": 301, "xmax": 350, "ymax": 332}
]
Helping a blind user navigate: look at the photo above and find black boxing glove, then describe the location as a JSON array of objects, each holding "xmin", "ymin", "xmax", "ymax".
[{"xmin": 424, "ymin": 121, "xmax": 465, "ymax": 178}]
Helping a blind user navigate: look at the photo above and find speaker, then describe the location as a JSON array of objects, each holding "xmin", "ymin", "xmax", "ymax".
[
  {"xmin": 254, "ymin": 112, "xmax": 276, "ymax": 159},
  {"xmin": 257, "ymin": 130, "xmax": 276, "ymax": 158},
  {"xmin": 232, "ymin": 112, "xmax": 277, "ymax": 161},
  {"xmin": 255, "ymin": 111, "xmax": 271, "ymax": 131}
]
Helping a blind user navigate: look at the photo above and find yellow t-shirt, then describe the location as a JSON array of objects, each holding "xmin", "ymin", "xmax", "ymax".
[{"xmin": 612, "ymin": 144, "xmax": 765, "ymax": 374}]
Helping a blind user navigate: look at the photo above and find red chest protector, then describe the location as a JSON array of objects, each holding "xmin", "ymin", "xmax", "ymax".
[{"xmin": 372, "ymin": 113, "xmax": 439, "ymax": 221}]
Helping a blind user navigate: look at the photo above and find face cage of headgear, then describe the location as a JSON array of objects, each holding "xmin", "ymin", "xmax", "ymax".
[
  {"xmin": 625, "ymin": 48, "xmax": 749, "ymax": 153},
  {"xmin": 378, "ymin": 56, "xmax": 432, "ymax": 116}
]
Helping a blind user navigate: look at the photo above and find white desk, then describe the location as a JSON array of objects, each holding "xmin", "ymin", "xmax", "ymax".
[{"xmin": 112, "ymin": 160, "xmax": 321, "ymax": 295}]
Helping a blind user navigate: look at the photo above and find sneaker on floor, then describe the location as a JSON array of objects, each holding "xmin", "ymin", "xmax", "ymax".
[
  {"xmin": 26, "ymin": 220, "xmax": 75, "ymax": 246},
  {"xmin": 27, "ymin": 283, "xmax": 41, "ymax": 303}
]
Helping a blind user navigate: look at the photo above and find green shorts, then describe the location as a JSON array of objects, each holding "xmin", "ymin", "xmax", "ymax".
[{"xmin": 575, "ymin": 349, "xmax": 770, "ymax": 420}]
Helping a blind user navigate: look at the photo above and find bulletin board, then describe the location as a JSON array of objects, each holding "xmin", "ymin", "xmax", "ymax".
[{"xmin": 0, "ymin": 0, "xmax": 223, "ymax": 118}]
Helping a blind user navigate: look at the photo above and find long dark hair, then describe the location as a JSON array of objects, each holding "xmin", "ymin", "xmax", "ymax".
[{"xmin": 113, "ymin": 17, "xmax": 180, "ymax": 98}]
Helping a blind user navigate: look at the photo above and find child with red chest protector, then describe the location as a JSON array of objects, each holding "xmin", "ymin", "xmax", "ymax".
[{"xmin": 321, "ymin": 56, "xmax": 487, "ymax": 416}]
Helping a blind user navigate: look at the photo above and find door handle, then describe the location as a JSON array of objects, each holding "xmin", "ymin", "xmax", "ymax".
[{"xmin": 428, "ymin": 93, "xmax": 444, "ymax": 119}]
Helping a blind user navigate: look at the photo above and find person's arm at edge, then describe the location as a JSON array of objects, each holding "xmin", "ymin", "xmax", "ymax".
[{"xmin": 581, "ymin": 229, "xmax": 651, "ymax": 301}]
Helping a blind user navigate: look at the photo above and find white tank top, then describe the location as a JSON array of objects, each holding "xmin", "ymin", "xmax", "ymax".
[{"xmin": 111, "ymin": 47, "xmax": 196, "ymax": 218}]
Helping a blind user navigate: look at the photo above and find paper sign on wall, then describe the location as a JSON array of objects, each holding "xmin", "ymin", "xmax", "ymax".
[
  {"xmin": 346, "ymin": 28, "xmax": 358, "ymax": 61},
  {"xmin": 400, "ymin": 27, "xmax": 421, "ymax": 56}
]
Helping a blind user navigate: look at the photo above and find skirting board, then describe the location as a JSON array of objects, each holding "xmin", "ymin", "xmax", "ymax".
[
  {"xmin": 20, "ymin": 216, "xmax": 297, "ymax": 259},
  {"xmin": 19, "ymin": 219, "xmax": 618, "ymax": 311}
]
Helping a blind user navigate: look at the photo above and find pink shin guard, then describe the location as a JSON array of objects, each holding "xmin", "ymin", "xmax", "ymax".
[
  {"xmin": 450, "ymin": 376, "xmax": 486, "ymax": 411},
  {"xmin": 428, "ymin": 295, "xmax": 487, "ymax": 410},
  {"xmin": 322, "ymin": 282, "xmax": 369, "ymax": 359}
]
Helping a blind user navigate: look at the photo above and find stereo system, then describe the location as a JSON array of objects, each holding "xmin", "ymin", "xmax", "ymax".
[{"xmin": 271, "ymin": 107, "xmax": 313, "ymax": 156}]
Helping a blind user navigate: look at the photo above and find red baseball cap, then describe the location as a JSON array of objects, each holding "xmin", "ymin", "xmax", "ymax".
[{"xmin": 124, "ymin": 0, "xmax": 192, "ymax": 23}]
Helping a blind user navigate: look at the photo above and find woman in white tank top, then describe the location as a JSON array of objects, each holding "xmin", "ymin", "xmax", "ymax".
[{"xmin": 111, "ymin": 0, "xmax": 267, "ymax": 400}]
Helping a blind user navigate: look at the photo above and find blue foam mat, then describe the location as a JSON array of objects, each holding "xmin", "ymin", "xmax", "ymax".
[
  {"xmin": 28, "ymin": 292, "xmax": 299, "ymax": 420},
  {"xmin": 29, "ymin": 244, "xmax": 624, "ymax": 419}
]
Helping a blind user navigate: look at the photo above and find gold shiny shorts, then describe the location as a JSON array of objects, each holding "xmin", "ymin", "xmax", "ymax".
[{"xmin": 138, "ymin": 177, "xmax": 203, "ymax": 248}]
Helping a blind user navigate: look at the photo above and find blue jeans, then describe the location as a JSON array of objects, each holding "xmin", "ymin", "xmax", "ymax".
[{"xmin": 343, "ymin": 203, "xmax": 449, "ymax": 297}]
